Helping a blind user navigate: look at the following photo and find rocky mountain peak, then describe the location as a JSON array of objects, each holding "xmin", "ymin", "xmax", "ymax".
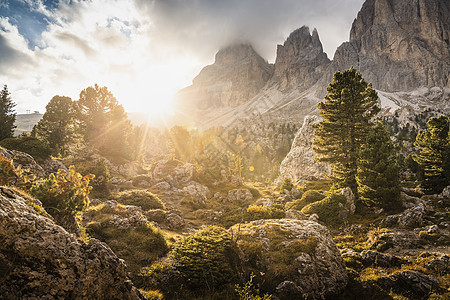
[
  {"xmin": 334, "ymin": 0, "xmax": 449, "ymax": 91},
  {"xmin": 214, "ymin": 43, "xmax": 261, "ymax": 66},
  {"xmin": 272, "ymin": 26, "xmax": 331, "ymax": 91}
]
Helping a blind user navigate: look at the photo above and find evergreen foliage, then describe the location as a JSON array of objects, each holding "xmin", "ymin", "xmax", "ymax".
[
  {"xmin": 115, "ymin": 189, "xmax": 165, "ymax": 211},
  {"xmin": 413, "ymin": 115, "xmax": 450, "ymax": 194},
  {"xmin": 356, "ymin": 122, "xmax": 401, "ymax": 210},
  {"xmin": 90, "ymin": 158, "xmax": 110, "ymax": 197},
  {"xmin": 301, "ymin": 193, "xmax": 347, "ymax": 225},
  {"xmin": 0, "ymin": 136, "xmax": 52, "ymax": 161},
  {"xmin": 313, "ymin": 68, "xmax": 380, "ymax": 195},
  {"xmin": 279, "ymin": 177, "xmax": 293, "ymax": 193},
  {"xmin": 0, "ymin": 85, "xmax": 16, "ymax": 140},
  {"xmin": 77, "ymin": 84, "xmax": 132, "ymax": 159},
  {"xmin": 32, "ymin": 95, "xmax": 77, "ymax": 155}
]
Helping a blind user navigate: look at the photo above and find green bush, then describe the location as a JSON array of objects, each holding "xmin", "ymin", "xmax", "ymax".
[
  {"xmin": 246, "ymin": 205, "xmax": 285, "ymax": 221},
  {"xmin": 0, "ymin": 136, "xmax": 51, "ymax": 161},
  {"xmin": 30, "ymin": 166, "xmax": 92, "ymax": 216},
  {"xmin": 286, "ymin": 190, "xmax": 326, "ymax": 210},
  {"xmin": 279, "ymin": 177, "xmax": 293, "ymax": 193},
  {"xmin": 170, "ymin": 225, "xmax": 240, "ymax": 291},
  {"xmin": 301, "ymin": 193, "xmax": 347, "ymax": 225},
  {"xmin": 115, "ymin": 189, "xmax": 165, "ymax": 211},
  {"xmin": 90, "ymin": 158, "xmax": 110, "ymax": 198}
]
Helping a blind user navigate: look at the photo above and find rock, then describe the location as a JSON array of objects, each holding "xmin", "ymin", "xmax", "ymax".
[
  {"xmin": 0, "ymin": 187, "xmax": 143, "ymax": 299},
  {"xmin": 0, "ymin": 147, "xmax": 46, "ymax": 178},
  {"xmin": 40, "ymin": 157, "xmax": 68, "ymax": 175},
  {"xmin": 173, "ymin": 163, "xmax": 194, "ymax": 184},
  {"xmin": 231, "ymin": 219, "xmax": 347, "ymax": 298},
  {"xmin": 271, "ymin": 26, "xmax": 331, "ymax": 91},
  {"xmin": 182, "ymin": 181, "xmax": 211, "ymax": 206},
  {"xmin": 332, "ymin": 0, "xmax": 449, "ymax": 91},
  {"xmin": 285, "ymin": 209, "xmax": 307, "ymax": 220},
  {"xmin": 380, "ymin": 215, "xmax": 400, "ymax": 227},
  {"xmin": 309, "ymin": 213, "xmax": 319, "ymax": 222},
  {"xmin": 279, "ymin": 115, "xmax": 331, "ymax": 183},
  {"xmin": 400, "ymin": 191, "xmax": 422, "ymax": 208},
  {"xmin": 368, "ymin": 229, "xmax": 419, "ymax": 251},
  {"xmin": 226, "ymin": 189, "xmax": 253, "ymax": 203},
  {"xmin": 360, "ymin": 250, "xmax": 403, "ymax": 268},
  {"xmin": 388, "ymin": 270, "xmax": 440, "ymax": 298},
  {"xmin": 145, "ymin": 209, "xmax": 167, "ymax": 224},
  {"xmin": 398, "ymin": 203, "xmax": 426, "ymax": 228},
  {"xmin": 155, "ymin": 181, "xmax": 171, "ymax": 190},
  {"xmin": 426, "ymin": 255, "xmax": 450, "ymax": 274},
  {"xmin": 176, "ymin": 43, "xmax": 274, "ymax": 112},
  {"xmin": 439, "ymin": 186, "xmax": 450, "ymax": 198},
  {"xmin": 341, "ymin": 187, "xmax": 356, "ymax": 215},
  {"xmin": 165, "ymin": 209, "xmax": 185, "ymax": 229},
  {"xmin": 230, "ymin": 174, "xmax": 244, "ymax": 186}
]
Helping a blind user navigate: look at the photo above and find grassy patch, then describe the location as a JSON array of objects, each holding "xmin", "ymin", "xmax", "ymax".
[{"xmin": 115, "ymin": 189, "xmax": 166, "ymax": 210}]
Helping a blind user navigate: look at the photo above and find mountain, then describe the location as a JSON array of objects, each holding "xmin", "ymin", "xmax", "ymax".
[
  {"xmin": 332, "ymin": 0, "xmax": 449, "ymax": 91},
  {"xmin": 174, "ymin": 0, "xmax": 449, "ymax": 129}
]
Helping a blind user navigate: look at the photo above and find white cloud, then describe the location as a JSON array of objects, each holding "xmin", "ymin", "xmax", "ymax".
[{"xmin": 0, "ymin": 0, "xmax": 365, "ymax": 115}]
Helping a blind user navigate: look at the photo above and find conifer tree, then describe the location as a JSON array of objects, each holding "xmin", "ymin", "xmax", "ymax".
[
  {"xmin": 0, "ymin": 85, "xmax": 16, "ymax": 140},
  {"xmin": 32, "ymin": 95, "xmax": 77, "ymax": 155},
  {"xmin": 313, "ymin": 67, "xmax": 380, "ymax": 194},
  {"xmin": 356, "ymin": 122, "xmax": 400, "ymax": 210},
  {"xmin": 413, "ymin": 115, "xmax": 450, "ymax": 194}
]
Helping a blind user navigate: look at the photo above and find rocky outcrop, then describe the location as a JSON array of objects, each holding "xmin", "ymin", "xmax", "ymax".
[
  {"xmin": 0, "ymin": 187, "xmax": 142, "ymax": 299},
  {"xmin": 271, "ymin": 26, "xmax": 331, "ymax": 91},
  {"xmin": 177, "ymin": 43, "xmax": 274, "ymax": 110},
  {"xmin": 279, "ymin": 115, "xmax": 330, "ymax": 183},
  {"xmin": 332, "ymin": 0, "xmax": 449, "ymax": 91},
  {"xmin": 226, "ymin": 188, "xmax": 253, "ymax": 203},
  {"xmin": 231, "ymin": 219, "xmax": 347, "ymax": 299}
]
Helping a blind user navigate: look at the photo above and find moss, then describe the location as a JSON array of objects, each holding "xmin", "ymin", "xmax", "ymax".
[
  {"xmin": 115, "ymin": 189, "xmax": 165, "ymax": 211},
  {"xmin": 287, "ymin": 190, "xmax": 326, "ymax": 211},
  {"xmin": 246, "ymin": 205, "xmax": 285, "ymax": 221},
  {"xmin": 139, "ymin": 289, "xmax": 163, "ymax": 300},
  {"xmin": 301, "ymin": 193, "xmax": 346, "ymax": 225},
  {"xmin": 343, "ymin": 255, "xmax": 364, "ymax": 272}
]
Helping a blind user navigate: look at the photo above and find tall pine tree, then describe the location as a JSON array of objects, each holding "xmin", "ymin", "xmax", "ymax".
[
  {"xmin": 313, "ymin": 67, "xmax": 380, "ymax": 195},
  {"xmin": 356, "ymin": 121, "xmax": 400, "ymax": 210},
  {"xmin": 413, "ymin": 115, "xmax": 450, "ymax": 194},
  {"xmin": 32, "ymin": 95, "xmax": 78, "ymax": 155},
  {"xmin": 0, "ymin": 85, "xmax": 16, "ymax": 140}
]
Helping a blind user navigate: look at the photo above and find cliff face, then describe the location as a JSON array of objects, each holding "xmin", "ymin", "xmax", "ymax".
[
  {"xmin": 333, "ymin": 0, "xmax": 449, "ymax": 91},
  {"xmin": 0, "ymin": 187, "xmax": 143, "ymax": 299},
  {"xmin": 271, "ymin": 26, "xmax": 331, "ymax": 91},
  {"xmin": 178, "ymin": 43, "xmax": 274, "ymax": 109}
]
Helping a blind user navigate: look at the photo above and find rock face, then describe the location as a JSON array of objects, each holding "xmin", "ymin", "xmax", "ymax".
[
  {"xmin": 279, "ymin": 115, "xmax": 330, "ymax": 183},
  {"xmin": 177, "ymin": 43, "xmax": 274, "ymax": 110},
  {"xmin": 332, "ymin": 0, "xmax": 449, "ymax": 91},
  {"xmin": 231, "ymin": 219, "xmax": 347, "ymax": 299},
  {"xmin": 0, "ymin": 187, "xmax": 142, "ymax": 299},
  {"xmin": 271, "ymin": 26, "xmax": 331, "ymax": 91}
]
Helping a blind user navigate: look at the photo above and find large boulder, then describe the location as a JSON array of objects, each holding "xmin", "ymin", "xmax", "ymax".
[
  {"xmin": 227, "ymin": 188, "xmax": 253, "ymax": 203},
  {"xmin": 0, "ymin": 187, "xmax": 142, "ymax": 299},
  {"xmin": 279, "ymin": 115, "xmax": 330, "ymax": 183},
  {"xmin": 230, "ymin": 219, "xmax": 347, "ymax": 299}
]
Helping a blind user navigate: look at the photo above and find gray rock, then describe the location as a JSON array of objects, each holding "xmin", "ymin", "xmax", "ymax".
[
  {"xmin": 0, "ymin": 187, "xmax": 143, "ymax": 299},
  {"xmin": 165, "ymin": 209, "xmax": 185, "ymax": 229},
  {"xmin": 155, "ymin": 181, "xmax": 171, "ymax": 190},
  {"xmin": 231, "ymin": 219, "xmax": 347, "ymax": 298},
  {"xmin": 398, "ymin": 203, "xmax": 426, "ymax": 228},
  {"xmin": 341, "ymin": 187, "xmax": 356, "ymax": 215},
  {"xmin": 388, "ymin": 270, "xmax": 440, "ymax": 298},
  {"xmin": 0, "ymin": 147, "xmax": 46, "ymax": 178},
  {"xmin": 227, "ymin": 189, "xmax": 253, "ymax": 203},
  {"xmin": 360, "ymin": 250, "xmax": 403, "ymax": 268},
  {"xmin": 182, "ymin": 181, "xmax": 211, "ymax": 206},
  {"xmin": 285, "ymin": 209, "xmax": 307, "ymax": 220},
  {"xmin": 380, "ymin": 215, "xmax": 400, "ymax": 227},
  {"xmin": 279, "ymin": 115, "xmax": 330, "ymax": 183},
  {"xmin": 426, "ymin": 255, "xmax": 449, "ymax": 274}
]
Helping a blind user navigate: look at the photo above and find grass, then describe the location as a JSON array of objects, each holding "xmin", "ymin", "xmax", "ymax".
[{"xmin": 115, "ymin": 189, "xmax": 166, "ymax": 210}]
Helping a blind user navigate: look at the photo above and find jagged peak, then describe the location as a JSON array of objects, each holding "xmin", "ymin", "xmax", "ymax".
[
  {"xmin": 214, "ymin": 43, "xmax": 265, "ymax": 65},
  {"xmin": 281, "ymin": 26, "xmax": 325, "ymax": 52}
]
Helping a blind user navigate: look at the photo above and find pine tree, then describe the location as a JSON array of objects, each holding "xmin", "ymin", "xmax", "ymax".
[
  {"xmin": 32, "ymin": 95, "xmax": 77, "ymax": 155},
  {"xmin": 313, "ymin": 67, "xmax": 380, "ymax": 194},
  {"xmin": 76, "ymin": 84, "xmax": 132, "ymax": 159},
  {"xmin": 413, "ymin": 115, "xmax": 450, "ymax": 194},
  {"xmin": 0, "ymin": 85, "xmax": 16, "ymax": 140},
  {"xmin": 356, "ymin": 122, "xmax": 400, "ymax": 210}
]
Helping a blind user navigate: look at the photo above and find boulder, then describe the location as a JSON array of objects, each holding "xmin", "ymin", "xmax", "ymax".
[
  {"xmin": 279, "ymin": 115, "xmax": 330, "ymax": 183},
  {"xmin": 360, "ymin": 250, "xmax": 403, "ymax": 268},
  {"xmin": 155, "ymin": 181, "xmax": 171, "ymax": 190},
  {"xmin": 388, "ymin": 270, "xmax": 440, "ymax": 298},
  {"xmin": 227, "ymin": 189, "xmax": 253, "ymax": 203},
  {"xmin": 182, "ymin": 181, "xmax": 211, "ymax": 206},
  {"xmin": 231, "ymin": 219, "xmax": 347, "ymax": 299},
  {"xmin": 341, "ymin": 187, "xmax": 356, "ymax": 215},
  {"xmin": 0, "ymin": 187, "xmax": 142, "ymax": 299},
  {"xmin": 398, "ymin": 203, "xmax": 426, "ymax": 228},
  {"xmin": 0, "ymin": 147, "xmax": 45, "ymax": 178},
  {"xmin": 426, "ymin": 255, "xmax": 450, "ymax": 274},
  {"xmin": 165, "ymin": 209, "xmax": 185, "ymax": 229}
]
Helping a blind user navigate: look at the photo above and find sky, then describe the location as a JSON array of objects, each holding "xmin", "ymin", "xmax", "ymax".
[{"xmin": 0, "ymin": 0, "xmax": 365, "ymax": 116}]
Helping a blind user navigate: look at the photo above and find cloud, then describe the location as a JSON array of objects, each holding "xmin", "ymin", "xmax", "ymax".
[{"xmin": 0, "ymin": 0, "xmax": 366, "ymax": 114}]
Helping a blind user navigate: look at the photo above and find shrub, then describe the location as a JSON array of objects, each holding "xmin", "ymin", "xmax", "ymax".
[
  {"xmin": 0, "ymin": 136, "xmax": 51, "ymax": 162},
  {"xmin": 90, "ymin": 158, "xmax": 110, "ymax": 197},
  {"xmin": 30, "ymin": 166, "xmax": 93, "ymax": 216},
  {"xmin": 286, "ymin": 190, "xmax": 326, "ymax": 210},
  {"xmin": 301, "ymin": 193, "xmax": 347, "ymax": 225},
  {"xmin": 170, "ymin": 225, "xmax": 240, "ymax": 291},
  {"xmin": 235, "ymin": 273, "xmax": 272, "ymax": 300},
  {"xmin": 246, "ymin": 205, "xmax": 285, "ymax": 221},
  {"xmin": 279, "ymin": 177, "xmax": 293, "ymax": 193},
  {"xmin": 115, "ymin": 189, "xmax": 165, "ymax": 211}
]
